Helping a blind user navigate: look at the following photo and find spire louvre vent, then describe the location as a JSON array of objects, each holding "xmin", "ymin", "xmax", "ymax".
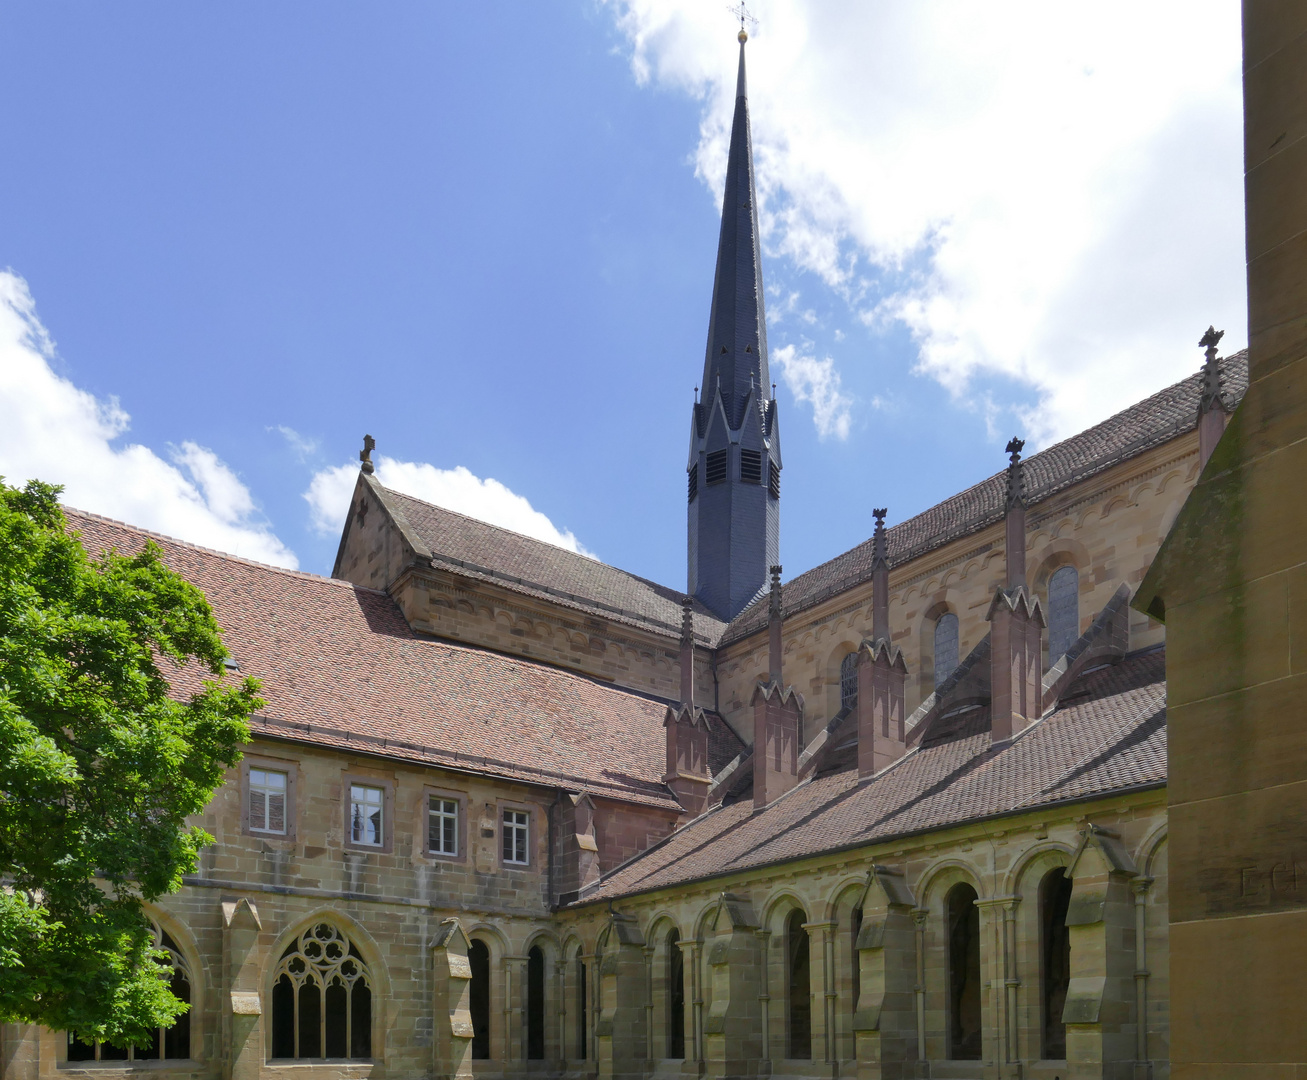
[
  {"xmin": 706, "ymin": 450, "xmax": 729, "ymax": 486},
  {"xmin": 740, "ymin": 449, "xmax": 762, "ymax": 484},
  {"xmin": 688, "ymin": 464, "xmax": 699, "ymax": 503},
  {"xmin": 768, "ymin": 461, "xmax": 780, "ymax": 500}
]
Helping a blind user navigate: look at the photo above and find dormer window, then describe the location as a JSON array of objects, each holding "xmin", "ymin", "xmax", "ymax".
[{"xmin": 706, "ymin": 450, "xmax": 729, "ymax": 486}]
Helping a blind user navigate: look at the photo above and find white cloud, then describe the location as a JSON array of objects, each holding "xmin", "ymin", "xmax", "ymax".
[
  {"xmin": 270, "ymin": 425, "xmax": 319, "ymax": 463},
  {"xmin": 773, "ymin": 343, "xmax": 852, "ymax": 440},
  {"xmin": 304, "ymin": 458, "xmax": 596, "ymax": 558},
  {"xmin": 0, "ymin": 270, "xmax": 298, "ymax": 569},
  {"xmin": 607, "ymin": 0, "xmax": 1246, "ymax": 445}
]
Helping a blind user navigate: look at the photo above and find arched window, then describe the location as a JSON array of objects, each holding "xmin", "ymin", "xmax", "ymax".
[
  {"xmin": 526, "ymin": 946, "xmax": 545, "ymax": 1060},
  {"xmin": 575, "ymin": 953, "xmax": 587, "ymax": 1061},
  {"xmin": 839, "ymin": 651, "xmax": 859, "ymax": 711},
  {"xmin": 469, "ymin": 939, "xmax": 491, "ymax": 1059},
  {"xmin": 850, "ymin": 906, "xmax": 863, "ymax": 1014},
  {"xmin": 786, "ymin": 909, "xmax": 812, "ymax": 1060},
  {"xmin": 1048, "ymin": 566, "xmax": 1080, "ymax": 664},
  {"xmin": 946, "ymin": 883, "xmax": 981, "ymax": 1060},
  {"xmin": 68, "ymin": 923, "xmax": 192, "ymax": 1062},
  {"xmin": 934, "ymin": 613, "xmax": 959, "ymax": 688},
  {"xmin": 1040, "ymin": 868, "xmax": 1073, "ymax": 1060},
  {"xmin": 270, "ymin": 923, "xmax": 371, "ymax": 1060},
  {"xmin": 666, "ymin": 929, "xmax": 685, "ymax": 1059}
]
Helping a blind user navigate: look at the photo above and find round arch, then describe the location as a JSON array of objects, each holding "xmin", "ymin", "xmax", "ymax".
[
  {"xmin": 1004, "ymin": 841, "xmax": 1075, "ymax": 897},
  {"xmin": 916, "ymin": 858, "xmax": 986, "ymax": 910}
]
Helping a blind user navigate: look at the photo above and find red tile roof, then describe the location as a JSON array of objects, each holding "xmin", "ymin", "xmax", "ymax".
[
  {"xmin": 67, "ymin": 509, "xmax": 740, "ymax": 811},
  {"xmin": 374, "ymin": 485, "xmax": 729, "ymax": 645},
  {"xmin": 722, "ymin": 353, "xmax": 1249, "ymax": 644},
  {"xmin": 577, "ymin": 648, "xmax": 1167, "ymax": 902}
]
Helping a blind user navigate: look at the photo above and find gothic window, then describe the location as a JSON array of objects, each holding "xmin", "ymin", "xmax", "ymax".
[
  {"xmin": 850, "ymin": 906, "xmax": 863, "ymax": 1014},
  {"xmin": 575, "ymin": 954, "xmax": 588, "ymax": 1061},
  {"xmin": 527, "ymin": 946, "xmax": 545, "ymax": 1060},
  {"xmin": 349, "ymin": 784, "xmax": 383, "ymax": 847},
  {"xmin": 502, "ymin": 808, "xmax": 530, "ymax": 865},
  {"xmin": 740, "ymin": 448, "xmax": 763, "ymax": 484},
  {"xmin": 428, "ymin": 796, "xmax": 458, "ymax": 856},
  {"xmin": 666, "ymin": 929, "xmax": 685, "ymax": 1059},
  {"xmin": 946, "ymin": 883, "xmax": 981, "ymax": 1060},
  {"xmin": 1047, "ymin": 566, "xmax": 1080, "ymax": 665},
  {"xmin": 768, "ymin": 460, "xmax": 781, "ymax": 500},
  {"xmin": 270, "ymin": 923, "xmax": 372, "ymax": 1060},
  {"xmin": 706, "ymin": 449, "xmax": 729, "ymax": 486},
  {"xmin": 248, "ymin": 768, "xmax": 287, "ymax": 834},
  {"xmin": 786, "ymin": 909, "xmax": 812, "ymax": 1060},
  {"xmin": 67, "ymin": 924, "xmax": 192, "ymax": 1062},
  {"xmin": 469, "ymin": 938, "xmax": 492, "ymax": 1059},
  {"xmin": 688, "ymin": 464, "xmax": 698, "ymax": 503},
  {"xmin": 1040, "ymin": 868, "xmax": 1073, "ymax": 1060},
  {"xmin": 934, "ymin": 613, "xmax": 959, "ymax": 689},
  {"xmin": 839, "ymin": 651, "xmax": 859, "ymax": 711}
]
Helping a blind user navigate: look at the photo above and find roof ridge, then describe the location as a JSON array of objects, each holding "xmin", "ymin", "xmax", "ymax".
[
  {"xmin": 722, "ymin": 351, "xmax": 1250, "ymax": 639},
  {"xmin": 63, "ymin": 507, "xmax": 382, "ymax": 592},
  {"xmin": 383, "ymin": 484, "xmax": 717, "ymax": 615}
]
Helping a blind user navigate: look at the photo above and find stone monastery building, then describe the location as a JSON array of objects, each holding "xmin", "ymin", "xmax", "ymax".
[{"xmin": 4, "ymin": 31, "xmax": 1253, "ymax": 1080}]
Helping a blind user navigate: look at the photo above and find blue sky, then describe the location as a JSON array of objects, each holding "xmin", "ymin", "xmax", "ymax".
[{"xmin": 0, "ymin": 2, "xmax": 1245, "ymax": 586}]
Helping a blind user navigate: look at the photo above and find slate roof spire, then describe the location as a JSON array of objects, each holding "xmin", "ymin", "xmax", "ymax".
[
  {"xmin": 686, "ymin": 27, "xmax": 781, "ymax": 623},
  {"xmin": 700, "ymin": 32, "xmax": 769, "ymax": 426}
]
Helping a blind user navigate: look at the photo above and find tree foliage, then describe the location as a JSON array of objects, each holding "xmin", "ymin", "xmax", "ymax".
[{"xmin": 0, "ymin": 480, "xmax": 260, "ymax": 1045}]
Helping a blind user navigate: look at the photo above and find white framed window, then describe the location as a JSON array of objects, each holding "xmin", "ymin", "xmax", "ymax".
[
  {"xmin": 429, "ymin": 797, "xmax": 459, "ymax": 856},
  {"xmin": 502, "ymin": 808, "xmax": 530, "ymax": 865},
  {"xmin": 350, "ymin": 784, "xmax": 384, "ymax": 847},
  {"xmin": 248, "ymin": 768, "xmax": 288, "ymax": 834}
]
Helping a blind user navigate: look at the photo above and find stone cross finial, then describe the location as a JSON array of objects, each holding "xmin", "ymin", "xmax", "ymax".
[
  {"xmin": 681, "ymin": 596, "xmax": 694, "ymax": 645},
  {"xmin": 360, "ymin": 434, "xmax": 376, "ymax": 475},
  {"xmin": 769, "ymin": 565, "xmax": 783, "ymax": 611},
  {"xmin": 1005, "ymin": 438, "xmax": 1025, "ymax": 510},
  {"xmin": 872, "ymin": 508, "xmax": 888, "ymax": 568},
  {"xmin": 1198, "ymin": 325, "xmax": 1228, "ymax": 412}
]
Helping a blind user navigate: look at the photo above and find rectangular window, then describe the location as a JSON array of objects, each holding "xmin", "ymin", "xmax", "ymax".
[
  {"xmin": 687, "ymin": 464, "xmax": 698, "ymax": 503},
  {"xmin": 705, "ymin": 449, "xmax": 728, "ymax": 485},
  {"xmin": 768, "ymin": 460, "xmax": 781, "ymax": 500},
  {"xmin": 502, "ymin": 808, "xmax": 530, "ymax": 865},
  {"xmin": 740, "ymin": 448, "xmax": 762, "ymax": 484},
  {"xmin": 248, "ymin": 768, "xmax": 287, "ymax": 834},
  {"xmin": 428, "ymin": 797, "xmax": 459, "ymax": 856},
  {"xmin": 350, "ymin": 784, "xmax": 384, "ymax": 847}
]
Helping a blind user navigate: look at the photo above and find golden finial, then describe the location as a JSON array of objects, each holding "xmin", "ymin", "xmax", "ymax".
[{"xmin": 739, "ymin": 28, "xmax": 748, "ymax": 42}]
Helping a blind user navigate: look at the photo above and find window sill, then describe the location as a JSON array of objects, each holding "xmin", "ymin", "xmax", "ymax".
[
  {"xmin": 263, "ymin": 1062, "xmax": 375, "ymax": 1075},
  {"xmin": 59, "ymin": 1062, "xmax": 203, "ymax": 1072}
]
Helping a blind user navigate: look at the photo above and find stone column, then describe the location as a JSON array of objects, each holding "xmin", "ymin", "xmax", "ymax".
[
  {"xmin": 431, "ymin": 919, "xmax": 475, "ymax": 1080},
  {"xmin": 684, "ymin": 937, "xmax": 705, "ymax": 1073},
  {"xmin": 911, "ymin": 909, "xmax": 928, "ymax": 1067},
  {"xmin": 1130, "ymin": 877, "xmax": 1154, "ymax": 1080},
  {"xmin": 754, "ymin": 928, "xmax": 772, "ymax": 1075},
  {"xmin": 973, "ymin": 896, "xmax": 1021, "ymax": 1079},
  {"xmin": 1064, "ymin": 826, "xmax": 1139, "ymax": 1080},
  {"xmin": 804, "ymin": 920, "xmax": 837, "ymax": 1071},
  {"xmin": 595, "ymin": 915, "xmax": 648, "ymax": 1080},
  {"xmin": 503, "ymin": 955, "xmax": 525, "ymax": 1064},
  {"xmin": 221, "ymin": 897, "xmax": 263, "ymax": 1080},
  {"xmin": 703, "ymin": 894, "xmax": 763, "ymax": 1080}
]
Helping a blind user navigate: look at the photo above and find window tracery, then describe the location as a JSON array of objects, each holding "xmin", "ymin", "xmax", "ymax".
[{"xmin": 270, "ymin": 922, "xmax": 372, "ymax": 1060}]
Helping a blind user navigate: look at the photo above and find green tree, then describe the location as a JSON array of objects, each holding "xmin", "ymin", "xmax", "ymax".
[{"xmin": 0, "ymin": 479, "xmax": 260, "ymax": 1046}]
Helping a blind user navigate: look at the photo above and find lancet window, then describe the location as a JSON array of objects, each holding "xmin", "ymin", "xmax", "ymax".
[
  {"xmin": 934, "ymin": 613, "xmax": 959, "ymax": 688},
  {"xmin": 67, "ymin": 923, "xmax": 192, "ymax": 1062},
  {"xmin": 270, "ymin": 923, "xmax": 372, "ymax": 1060},
  {"xmin": 1047, "ymin": 566, "xmax": 1080, "ymax": 664},
  {"xmin": 840, "ymin": 651, "xmax": 858, "ymax": 711}
]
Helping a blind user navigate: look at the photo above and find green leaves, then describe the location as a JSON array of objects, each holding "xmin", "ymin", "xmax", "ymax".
[{"xmin": 0, "ymin": 479, "xmax": 260, "ymax": 1043}]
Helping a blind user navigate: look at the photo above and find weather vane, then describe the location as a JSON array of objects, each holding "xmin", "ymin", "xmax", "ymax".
[{"xmin": 727, "ymin": 1, "xmax": 758, "ymax": 38}]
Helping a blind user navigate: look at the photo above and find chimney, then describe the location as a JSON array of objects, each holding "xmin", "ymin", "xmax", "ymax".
[
  {"xmin": 1197, "ymin": 325, "xmax": 1230, "ymax": 469},
  {"xmin": 753, "ymin": 566, "xmax": 804, "ymax": 808},
  {"xmin": 858, "ymin": 509, "xmax": 907, "ymax": 777},
  {"xmin": 988, "ymin": 440, "xmax": 1045, "ymax": 742},
  {"xmin": 663, "ymin": 597, "xmax": 710, "ymax": 817}
]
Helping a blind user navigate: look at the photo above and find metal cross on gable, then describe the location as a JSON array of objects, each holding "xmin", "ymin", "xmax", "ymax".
[{"xmin": 727, "ymin": 1, "xmax": 758, "ymax": 34}]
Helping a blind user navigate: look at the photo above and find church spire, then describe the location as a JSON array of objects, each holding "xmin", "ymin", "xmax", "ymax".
[
  {"xmin": 700, "ymin": 32, "xmax": 769, "ymax": 427},
  {"xmin": 686, "ymin": 26, "xmax": 781, "ymax": 623}
]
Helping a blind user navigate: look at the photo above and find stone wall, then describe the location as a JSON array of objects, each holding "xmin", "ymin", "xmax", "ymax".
[{"xmin": 716, "ymin": 437, "xmax": 1198, "ymax": 745}]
